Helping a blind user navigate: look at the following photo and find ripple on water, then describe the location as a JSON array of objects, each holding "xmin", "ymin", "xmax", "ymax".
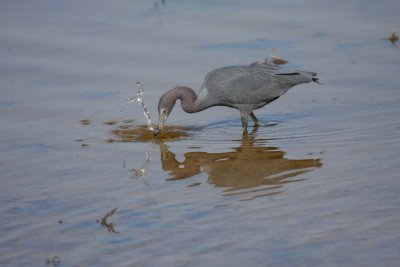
[{"xmin": 78, "ymin": 117, "xmax": 323, "ymax": 200}]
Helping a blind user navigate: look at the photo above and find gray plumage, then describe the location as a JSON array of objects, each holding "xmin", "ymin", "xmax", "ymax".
[{"xmin": 158, "ymin": 59, "xmax": 318, "ymax": 133}]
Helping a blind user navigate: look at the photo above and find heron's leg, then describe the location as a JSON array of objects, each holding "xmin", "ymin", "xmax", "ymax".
[
  {"xmin": 240, "ymin": 111, "xmax": 249, "ymax": 134},
  {"xmin": 242, "ymin": 122, "xmax": 248, "ymax": 134},
  {"xmin": 250, "ymin": 112, "xmax": 261, "ymax": 126}
]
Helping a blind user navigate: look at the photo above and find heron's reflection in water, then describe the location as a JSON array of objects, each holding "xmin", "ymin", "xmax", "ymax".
[{"xmin": 160, "ymin": 135, "xmax": 322, "ymax": 197}]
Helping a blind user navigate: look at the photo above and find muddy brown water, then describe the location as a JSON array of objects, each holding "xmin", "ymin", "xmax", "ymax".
[{"xmin": 1, "ymin": 1, "xmax": 400, "ymax": 266}]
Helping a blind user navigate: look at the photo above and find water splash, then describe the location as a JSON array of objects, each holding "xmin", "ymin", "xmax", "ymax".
[{"xmin": 126, "ymin": 82, "xmax": 156, "ymax": 131}]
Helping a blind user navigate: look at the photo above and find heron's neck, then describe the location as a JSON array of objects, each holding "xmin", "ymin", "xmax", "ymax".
[{"xmin": 173, "ymin": 86, "xmax": 206, "ymax": 113}]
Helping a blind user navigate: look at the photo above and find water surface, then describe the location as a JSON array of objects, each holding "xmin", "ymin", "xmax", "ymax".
[{"xmin": 1, "ymin": 1, "xmax": 400, "ymax": 266}]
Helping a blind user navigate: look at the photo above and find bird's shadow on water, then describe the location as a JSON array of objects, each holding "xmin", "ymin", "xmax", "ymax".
[
  {"xmin": 158, "ymin": 134, "xmax": 322, "ymax": 198},
  {"xmin": 103, "ymin": 120, "xmax": 322, "ymax": 198}
]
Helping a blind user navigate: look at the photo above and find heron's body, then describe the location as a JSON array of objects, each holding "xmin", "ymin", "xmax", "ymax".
[{"xmin": 158, "ymin": 60, "xmax": 318, "ymax": 133}]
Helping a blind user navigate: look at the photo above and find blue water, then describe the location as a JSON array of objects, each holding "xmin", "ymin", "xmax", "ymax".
[{"xmin": 1, "ymin": 1, "xmax": 400, "ymax": 266}]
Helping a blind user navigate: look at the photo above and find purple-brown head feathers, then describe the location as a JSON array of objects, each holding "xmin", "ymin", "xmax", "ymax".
[{"xmin": 158, "ymin": 89, "xmax": 177, "ymax": 130}]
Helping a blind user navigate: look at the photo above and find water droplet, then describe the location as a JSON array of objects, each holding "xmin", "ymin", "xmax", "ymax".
[
  {"xmin": 126, "ymin": 96, "xmax": 137, "ymax": 103},
  {"xmin": 126, "ymin": 82, "xmax": 156, "ymax": 131}
]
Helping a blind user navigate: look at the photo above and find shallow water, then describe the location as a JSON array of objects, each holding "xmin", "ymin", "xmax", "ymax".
[{"xmin": 1, "ymin": 1, "xmax": 400, "ymax": 266}]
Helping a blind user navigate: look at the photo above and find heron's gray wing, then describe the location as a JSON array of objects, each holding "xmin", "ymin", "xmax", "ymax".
[
  {"xmin": 252, "ymin": 63, "xmax": 316, "ymax": 87},
  {"xmin": 204, "ymin": 66, "xmax": 283, "ymax": 105}
]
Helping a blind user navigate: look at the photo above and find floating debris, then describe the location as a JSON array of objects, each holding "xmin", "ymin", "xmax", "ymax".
[
  {"xmin": 46, "ymin": 256, "xmax": 61, "ymax": 266},
  {"xmin": 270, "ymin": 57, "xmax": 289, "ymax": 65},
  {"xmin": 105, "ymin": 138, "xmax": 116, "ymax": 143},
  {"xmin": 267, "ymin": 54, "xmax": 288, "ymax": 65},
  {"xmin": 388, "ymin": 32, "xmax": 400, "ymax": 51},
  {"xmin": 251, "ymin": 54, "xmax": 289, "ymax": 66},
  {"xmin": 79, "ymin": 119, "xmax": 91, "ymax": 125},
  {"xmin": 97, "ymin": 208, "xmax": 119, "ymax": 234},
  {"xmin": 267, "ymin": 48, "xmax": 289, "ymax": 65},
  {"xmin": 103, "ymin": 120, "xmax": 118, "ymax": 126}
]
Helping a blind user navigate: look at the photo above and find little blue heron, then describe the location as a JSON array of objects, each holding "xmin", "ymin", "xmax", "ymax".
[{"xmin": 158, "ymin": 59, "xmax": 319, "ymax": 133}]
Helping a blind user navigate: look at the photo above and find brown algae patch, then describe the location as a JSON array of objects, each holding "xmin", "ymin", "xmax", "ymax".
[
  {"xmin": 111, "ymin": 124, "xmax": 192, "ymax": 142},
  {"xmin": 103, "ymin": 120, "xmax": 118, "ymax": 126},
  {"xmin": 46, "ymin": 256, "xmax": 61, "ymax": 266},
  {"xmin": 104, "ymin": 120, "xmax": 193, "ymax": 142},
  {"xmin": 79, "ymin": 119, "xmax": 193, "ymax": 143}
]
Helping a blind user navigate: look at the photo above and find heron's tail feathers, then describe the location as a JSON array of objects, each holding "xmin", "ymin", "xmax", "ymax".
[{"xmin": 312, "ymin": 77, "xmax": 322, "ymax": 84}]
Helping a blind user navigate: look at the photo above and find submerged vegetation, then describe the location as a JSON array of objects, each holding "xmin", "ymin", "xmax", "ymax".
[{"xmin": 97, "ymin": 208, "xmax": 119, "ymax": 234}]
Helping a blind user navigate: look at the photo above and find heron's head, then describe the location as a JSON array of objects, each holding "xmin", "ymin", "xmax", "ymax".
[{"xmin": 157, "ymin": 90, "xmax": 177, "ymax": 130}]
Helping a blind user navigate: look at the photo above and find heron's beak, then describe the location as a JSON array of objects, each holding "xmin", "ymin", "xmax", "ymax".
[{"xmin": 158, "ymin": 111, "xmax": 168, "ymax": 131}]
